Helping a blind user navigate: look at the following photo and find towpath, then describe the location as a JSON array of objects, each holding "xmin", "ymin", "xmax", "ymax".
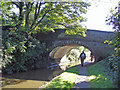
[{"xmin": 74, "ymin": 61, "xmax": 93, "ymax": 88}]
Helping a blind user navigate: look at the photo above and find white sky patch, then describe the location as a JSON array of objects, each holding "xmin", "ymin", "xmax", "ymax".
[{"xmin": 82, "ymin": 0, "xmax": 119, "ymax": 31}]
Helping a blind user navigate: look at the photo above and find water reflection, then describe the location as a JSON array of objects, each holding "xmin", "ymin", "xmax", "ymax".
[
  {"xmin": 1, "ymin": 67, "xmax": 63, "ymax": 88},
  {"xmin": 1, "ymin": 77, "xmax": 26, "ymax": 87}
]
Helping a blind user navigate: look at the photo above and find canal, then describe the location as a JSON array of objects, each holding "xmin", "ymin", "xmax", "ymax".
[{"xmin": 1, "ymin": 67, "xmax": 63, "ymax": 88}]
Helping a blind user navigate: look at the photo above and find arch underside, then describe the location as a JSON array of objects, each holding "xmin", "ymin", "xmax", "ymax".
[{"xmin": 50, "ymin": 40, "xmax": 114, "ymax": 62}]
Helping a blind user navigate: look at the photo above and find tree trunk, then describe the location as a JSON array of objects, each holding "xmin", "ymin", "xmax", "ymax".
[{"xmin": 18, "ymin": 2, "xmax": 24, "ymax": 30}]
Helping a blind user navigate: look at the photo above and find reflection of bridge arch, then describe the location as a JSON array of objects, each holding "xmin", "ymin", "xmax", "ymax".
[{"xmin": 49, "ymin": 29, "xmax": 114, "ymax": 62}]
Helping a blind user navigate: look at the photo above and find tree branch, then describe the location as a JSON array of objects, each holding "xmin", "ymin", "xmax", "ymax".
[
  {"xmin": 37, "ymin": 2, "xmax": 42, "ymax": 16},
  {"xmin": 34, "ymin": 2, "xmax": 38, "ymax": 20},
  {"xmin": 30, "ymin": 2, "xmax": 34, "ymax": 11},
  {"xmin": 16, "ymin": 2, "xmax": 24, "ymax": 29},
  {"xmin": 31, "ymin": 9, "xmax": 54, "ymax": 30},
  {"xmin": 12, "ymin": 2, "xmax": 20, "ymax": 7},
  {"xmin": 25, "ymin": 2, "xmax": 31, "ymax": 30},
  {"xmin": 30, "ymin": 2, "xmax": 42, "ymax": 29}
]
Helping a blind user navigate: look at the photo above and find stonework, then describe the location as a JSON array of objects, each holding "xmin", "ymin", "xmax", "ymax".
[{"xmin": 50, "ymin": 29, "xmax": 114, "ymax": 62}]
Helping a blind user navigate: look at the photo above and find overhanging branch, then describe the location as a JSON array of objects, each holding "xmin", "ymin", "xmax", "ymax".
[
  {"xmin": 31, "ymin": 9, "xmax": 54, "ymax": 30},
  {"xmin": 11, "ymin": 2, "xmax": 20, "ymax": 8}
]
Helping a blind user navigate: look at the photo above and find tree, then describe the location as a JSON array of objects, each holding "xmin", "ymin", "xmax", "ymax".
[
  {"xmin": 106, "ymin": 6, "xmax": 120, "ymax": 55},
  {"xmin": 106, "ymin": 6, "xmax": 120, "ymax": 87},
  {"xmin": 1, "ymin": 1, "xmax": 90, "ymax": 35}
]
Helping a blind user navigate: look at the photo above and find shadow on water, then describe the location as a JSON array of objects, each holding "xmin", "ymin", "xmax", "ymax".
[
  {"xmin": 3, "ymin": 68, "xmax": 63, "ymax": 80},
  {"xmin": 1, "ymin": 67, "xmax": 63, "ymax": 87}
]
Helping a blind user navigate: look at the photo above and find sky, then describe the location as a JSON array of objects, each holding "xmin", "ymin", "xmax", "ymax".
[{"xmin": 82, "ymin": 0, "xmax": 119, "ymax": 31}]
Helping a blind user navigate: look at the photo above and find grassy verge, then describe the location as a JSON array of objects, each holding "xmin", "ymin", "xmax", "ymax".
[
  {"xmin": 88, "ymin": 59, "xmax": 115, "ymax": 88},
  {"xmin": 42, "ymin": 66, "xmax": 79, "ymax": 89}
]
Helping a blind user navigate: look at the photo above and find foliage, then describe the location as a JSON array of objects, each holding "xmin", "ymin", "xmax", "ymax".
[
  {"xmin": 75, "ymin": 46, "xmax": 88, "ymax": 52},
  {"xmin": 1, "ymin": 1, "xmax": 90, "ymax": 35},
  {"xmin": 106, "ymin": 7, "xmax": 120, "ymax": 53},
  {"xmin": 88, "ymin": 59, "xmax": 117, "ymax": 88},
  {"xmin": 106, "ymin": 7, "xmax": 120, "ymax": 32},
  {"xmin": 105, "ymin": 55, "xmax": 119, "ymax": 82},
  {"xmin": 105, "ymin": 6, "xmax": 120, "ymax": 88},
  {"xmin": 67, "ymin": 48, "xmax": 80, "ymax": 62},
  {"xmin": 2, "ymin": 28, "xmax": 48, "ymax": 74},
  {"xmin": 42, "ymin": 66, "xmax": 78, "ymax": 89},
  {"xmin": 65, "ymin": 24, "xmax": 87, "ymax": 36}
]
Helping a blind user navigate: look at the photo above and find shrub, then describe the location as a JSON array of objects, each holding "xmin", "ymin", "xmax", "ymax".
[
  {"xmin": 106, "ymin": 55, "xmax": 119, "ymax": 83},
  {"xmin": 2, "ymin": 28, "xmax": 48, "ymax": 74}
]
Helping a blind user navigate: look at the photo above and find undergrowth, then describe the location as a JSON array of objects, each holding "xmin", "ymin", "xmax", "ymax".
[{"xmin": 88, "ymin": 59, "xmax": 117, "ymax": 88}]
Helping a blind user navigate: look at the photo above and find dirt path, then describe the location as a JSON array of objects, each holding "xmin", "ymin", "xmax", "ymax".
[{"xmin": 74, "ymin": 61, "xmax": 93, "ymax": 88}]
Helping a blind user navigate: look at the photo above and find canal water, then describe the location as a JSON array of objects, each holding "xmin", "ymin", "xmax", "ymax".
[{"xmin": 1, "ymin": 67, "xmax": 63, "ymax": 88}]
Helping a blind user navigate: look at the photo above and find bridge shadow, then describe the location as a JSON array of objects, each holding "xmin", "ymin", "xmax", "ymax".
[
  {"xmin": 2, "ymin": 68, "xmax": 51, "ymax": 81},
  {"xmin": 84, "ymin": 61, "xmax": 94, "ymax": 67},
  {"xmin": 72, "ymin": 61, "xmax": 94, "ymax": 88},
  {"xmin": 2, "ymin": 67, "xmax": 64, "ymax": 87},
  {"xmin": 65, "ymin": 61, "xmax": 94, "ymax": 76},
  {"xmin": 73, "ymin": 81, "xmax": 89, "ymax": 88}
]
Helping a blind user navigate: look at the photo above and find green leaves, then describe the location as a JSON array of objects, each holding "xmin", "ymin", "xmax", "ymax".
[
  {"xmin": 2, "ymin": 1, "xmax": 90, "ymax": 35},
  {"xmin": 2, "ymin": 27, "xmax": 48, "ymax": 74},
  {"xmin": 106, "ymin": 7, "xmax": 119, "ymax": 32},
  {"xmin": 105, "ymin": 6, "xmax": 119, "ymax": 86},
  {"xmin": 65, "ymin": 24, "xmax": 87, "ymax": 36}
]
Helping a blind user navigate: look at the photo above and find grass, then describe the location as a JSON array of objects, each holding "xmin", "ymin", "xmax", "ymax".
[
  {"xmin": 88, "ymin": 59, "xmax": 115, "ymax": 88},
  {"xmin": 42, "ymin": 66, "xmax": 79, "ymax": 89}
]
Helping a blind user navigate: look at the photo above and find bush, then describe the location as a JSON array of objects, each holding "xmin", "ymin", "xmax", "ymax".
[
  {"xmin": 105, "ymin": 55, "xmax": 119, "ymax": 83},
  {"xmin": 2, "ymin": 28, "xmax": 48, "ymax": 74}
]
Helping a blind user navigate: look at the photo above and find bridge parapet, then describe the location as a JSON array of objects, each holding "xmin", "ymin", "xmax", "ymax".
[{"xmin": 57, "ymin": 29, "xmax": 114, "ymax": 43}]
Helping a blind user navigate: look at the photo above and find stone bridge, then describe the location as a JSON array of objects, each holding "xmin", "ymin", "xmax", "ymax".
[{"xmin": 47, "ymin": 29, "xmax": 114, "ymax": 62}]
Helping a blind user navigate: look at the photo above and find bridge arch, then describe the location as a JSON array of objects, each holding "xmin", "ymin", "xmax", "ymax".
[
  {"xmin": 49, "ymin": 38, "xmax": 113, "ymax": 62},
  {"xmin": 49, "ymin": 40, "xmax": 96, "ymax": 61},
  {"xmin": 37, "ymin": 29, "xmax": 114, "ymax": 62},
  {"xmin": 52, "ymin": 40, "xmax": 92, "ymax": 52},
  {"xmin": 52, "ymin": 44, "xmax": 91, "ymax": 58}
]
